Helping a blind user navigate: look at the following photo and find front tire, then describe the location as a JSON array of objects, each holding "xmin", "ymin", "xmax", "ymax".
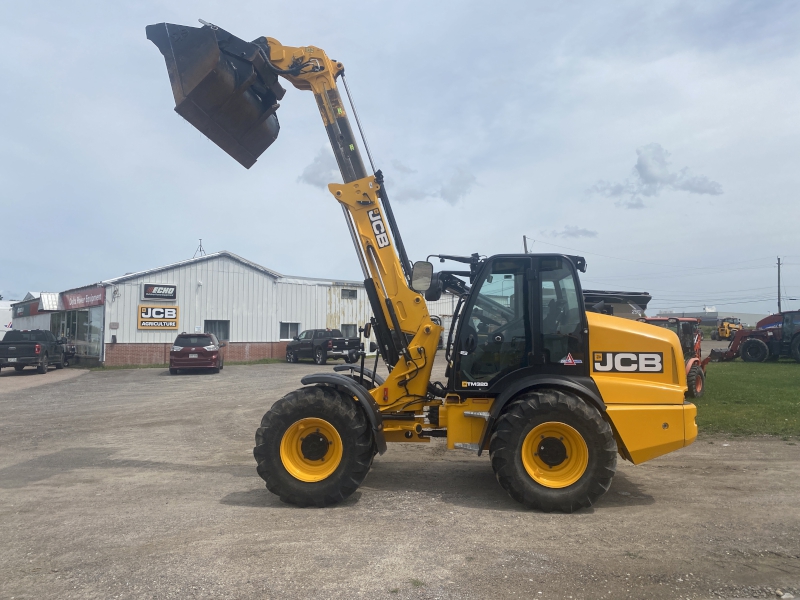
[
  {"xmin": 55, "ymin": 353, "xmax": 65, "ymax": 369},
  {"xmin": 169, "ymin": 368, "xmax": 178, "ymax": 375},
  {"xmin": 686, "ymin": 364, "xmax": 705, "ymax": 398},
  {"xmin": 37, "ymin": 354, "xmax": 49, "ymax": 374},
  {"xmin": 740, "ymin": 338, "xmax": 769, "ymax": 362},
  {"xmin": 489, "ymin": 389, "xmax": 617, "ymax": 512},
  {"xmin": 253, "ymin": 386, "xmax": 374, "ymax": 507},
  {"xmin": 314, "ymin": 347, "xmax": 327, "ymax": 365}
]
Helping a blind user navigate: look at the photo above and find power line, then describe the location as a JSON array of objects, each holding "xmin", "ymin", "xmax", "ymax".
[{"xmin": 524, "ymin": 237, "xmax": 776, "ymax": 272}]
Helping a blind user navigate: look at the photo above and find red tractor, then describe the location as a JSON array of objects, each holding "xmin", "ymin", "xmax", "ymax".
[
  {"xmin": 638, "ymin": 317, "xmax": 707, "ymax": 398},
  {"xmin": 710, "ymin": 310, "xmax": 800, "ymax": 363}
]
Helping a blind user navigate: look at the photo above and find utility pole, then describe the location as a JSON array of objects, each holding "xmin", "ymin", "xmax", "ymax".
[
  {"xmin": 777, "ymin": 256, "xmax": 782, "ymax": 313},
  {"xmin": 523, "ymin": 235, "xmax": 529, "ymax": 253}
]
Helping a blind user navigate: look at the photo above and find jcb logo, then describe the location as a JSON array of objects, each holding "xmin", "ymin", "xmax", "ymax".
[
  {"xmin": 593, "ymin": 352, "xmax": 663, "ymax": 373},
  {"xmin": 367, "ymin": 209, "xmax": 391, "ymax": 248},
  {"xmin": 140, "ymin": 307, "xmax": 177, "ymax": 319}
]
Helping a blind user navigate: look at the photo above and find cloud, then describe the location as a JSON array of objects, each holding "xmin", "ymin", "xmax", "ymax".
[
  {"xmin": 297, "ymin": 148, "xmax": 342, "ymax": 189},
  {"xmin": 439, "ymin": 167, "xmax": 477, "ymax": 204},
  {"xmin": 590, "ymin": 143, "xmax": 723, "ymax": 208},
  {"xmin": 391, "ymin": 160, "xmax": 416, "ymax": 174},
  {"xmin": 389, "ymin": 165, "xmax": 477, "ymax": 205},
  {"xmin": 544, "ymin": 225, "xmax": 599, "ymax": 238}
]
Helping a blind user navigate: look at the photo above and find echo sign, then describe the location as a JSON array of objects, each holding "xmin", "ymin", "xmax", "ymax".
[{"xmin": 138, "ymin": 305, "xmax": 180, "ymax": 330}]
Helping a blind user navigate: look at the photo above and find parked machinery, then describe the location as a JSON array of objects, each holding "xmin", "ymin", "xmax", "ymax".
[
  {"xmin": 711, "ymin": 317, "xmax": 743, "ymax": 341},
  {"xmin": 638, "ymin": 317, "xmax": 707, "ymax": 397},
  {"xmin": 710, "ymin": 311, "xmax": 800, "ymax": 363},
  {"xmin": 148, "ymin": 21, "xmax": 698, "ymax": 512}
]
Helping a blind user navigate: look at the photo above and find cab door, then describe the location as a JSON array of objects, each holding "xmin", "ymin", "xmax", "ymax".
[
  {"xmin": 454, "ymin": 256, "xmax": 533, "ymax": 391},
  {"xmin": 533, "ymin": 256, "xmax": 590, "ymax": 377}
]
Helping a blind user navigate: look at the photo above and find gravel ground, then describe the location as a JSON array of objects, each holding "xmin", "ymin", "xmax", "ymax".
[{"xmin": 0, "ymin": 358, "xmax": 798, "ymax": 600}]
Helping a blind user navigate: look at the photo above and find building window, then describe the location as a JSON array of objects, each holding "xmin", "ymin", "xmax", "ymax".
[
  {"xmin": 341, "ymin": 324, "xmax": 357, "ymax": 338},
  {"xmin": 204, "ymin": 320, "xmax": 230, "ymax": 341},
  {"xmin": 280, "ymin": 322, "xmax": 300, "ymax": 340},
  {"xmin": 341, "ymin": 289, "xmax": 357, "ymax": 299}
]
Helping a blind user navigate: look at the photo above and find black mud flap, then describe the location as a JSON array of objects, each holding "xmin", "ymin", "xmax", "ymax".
[{"xmin": 146, "ymin": 22, "xmax": 284, "ymax": 168}]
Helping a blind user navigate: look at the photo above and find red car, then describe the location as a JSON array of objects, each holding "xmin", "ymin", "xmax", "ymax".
[{"xmin": 169, "ymin": 332, "xmax": 226, "ymax": 375}]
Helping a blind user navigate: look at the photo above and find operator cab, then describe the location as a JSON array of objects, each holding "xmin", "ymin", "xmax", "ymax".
[{"xmin": 416, "ymin": 254, "xmax": 590, "ymax": 394}]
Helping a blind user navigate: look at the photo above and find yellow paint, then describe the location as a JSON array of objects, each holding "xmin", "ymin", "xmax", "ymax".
[
  {"xmin": 329, "ymin": 176, "xmax": 443, "ymax": 408},
  {"xmin": 264, "ymin": 38, "xmax": 344, "ymax": 124},
  {"xmin": 444, "ymin": 398, "xmax": 494, "ymax": 449},
  {"xmin": 279, "ymin": 418, "xmax": 343, "ymax": 482},
  {"xmin": 588, "ymin": 312, "xmax": 686, "ymax": 404},
  {"xmin": 605, "ymin": 404, "xmax": 695, "ymax": 464},
  {"xmin": 521, "ymin": 422, "xmax": 588, "ymax": 488}
]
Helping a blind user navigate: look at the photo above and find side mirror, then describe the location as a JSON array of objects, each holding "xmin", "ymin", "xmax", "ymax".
[
  {"xmin": 293, "ymin": 335, "xmax": 300, "ymax": 341},
  {"xmin": 369, "ymin": 341, "xmax": 378, "ymax": 353},
  {"xmin": 411, "ymin": 261, "xmax": 433, "ymax": 293},
  {"xmin": 58, "ymin": 337, "xmax": 67, "ymax": 345},
  {"xmin": 219, "ymin": 342, "xmax": 227, "ymax": 348},
  {"xmin": 361, "ymin": 322, "xmax": 372, "ymax": 339}
]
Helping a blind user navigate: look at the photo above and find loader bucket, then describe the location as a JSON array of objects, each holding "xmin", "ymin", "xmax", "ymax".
[
  {"xmin": 146, "ymin": 22, "xmax": 285, "ymax": 169},
  {"xmin": 708, "ymin": 348, "xmax": 733, "ymax": 362}
]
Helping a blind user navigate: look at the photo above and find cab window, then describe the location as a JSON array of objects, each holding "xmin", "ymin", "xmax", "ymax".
[
  {"xmin": 539, "ymin": 257, "xmax": 585, "ymax": 366},
  {"xmin": 457, "ymin": 258, "xmax": 530, "ymax": 386}
]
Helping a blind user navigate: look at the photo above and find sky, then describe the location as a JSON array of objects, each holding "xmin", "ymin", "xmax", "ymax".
[{"xmin": 2, "ymin": 0, "xmax": 799, "ymax": 315}]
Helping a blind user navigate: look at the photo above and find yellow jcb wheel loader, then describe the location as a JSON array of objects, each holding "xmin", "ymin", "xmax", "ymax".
[
  {"xmin": 147, "ymin": 21, "xmax": 698, "ymax": 512},
  {"xmin": 711, "ymin": 317, "xmax": 743, "ymax": 341}
]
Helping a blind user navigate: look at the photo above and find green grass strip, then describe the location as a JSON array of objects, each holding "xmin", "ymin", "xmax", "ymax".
[{"xmin": 698, "ymin": 361, "xmax": 800, "ymax": 437}]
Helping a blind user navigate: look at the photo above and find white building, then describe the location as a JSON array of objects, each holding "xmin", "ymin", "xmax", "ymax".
[{"xmin": 11, "ymin": 252, "xmax": 382, "ymax": 366}]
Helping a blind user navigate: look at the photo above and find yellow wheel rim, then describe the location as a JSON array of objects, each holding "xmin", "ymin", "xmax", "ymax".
[
  {"xmin": 521, "ymin": 422, "xmax": 588, "ymax": 488},
  {"xmin": 279, "ymin": 418, "xmax": 343, "ymax": 483}
]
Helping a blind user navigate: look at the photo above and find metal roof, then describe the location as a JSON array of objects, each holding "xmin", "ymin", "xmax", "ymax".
[
  {"xmin": 102, "ymin": 251, "xmax": 282, "ymax": 285},
  {"xmin": 39, "ymin": 293, "xmax": 60, "ymax": 311}
]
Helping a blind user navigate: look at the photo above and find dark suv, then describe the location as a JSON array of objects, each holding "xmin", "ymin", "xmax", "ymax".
[{"xmin": 169, "ymin": 332, "xmax": 226, "ymax": 375}]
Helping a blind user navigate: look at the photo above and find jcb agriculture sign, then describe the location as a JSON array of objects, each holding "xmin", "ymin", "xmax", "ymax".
[{"xmin": 138, "ymin": 305, "xmax": 179, "ymax": 330}]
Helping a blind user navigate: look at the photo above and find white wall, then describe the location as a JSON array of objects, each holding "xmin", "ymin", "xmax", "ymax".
[
  {"xmin": 105, "ymin": 255, "xmax": 279, "ymax": 344},
  {"xmin": 0, "ymin": 304, "xmax": 12, "ymax": 340},
  {"xmin": 11, "ymin": 313, "xmax": 51, "ymax": 331}
]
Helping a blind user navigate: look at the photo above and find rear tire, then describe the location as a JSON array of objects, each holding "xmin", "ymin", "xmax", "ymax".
[
  {"xmin": 791, "ymin": 336, "xmax": 800, "ymax": 363},
  {"xmin": 686, "ymin": 365, "xmax": 705, "ymax": 398},
  {"xmin": 740, "ymin": 338, "xmax": 769, "ymax": 363},
  {"xmin": 711, "ymin": 331, "xmax": 718, "ymax": 341},
  {"xmin": 37, "ymin": 354, "xmax": 48, "ymax": 374},
  {"xmin": 286, "ymin": 349, "xmax": 298, "ymax": 364},
  {"xmin": 314, "ymin": 347, "xmax": 327, "ymax": 365},
  {"xmin": 489, "ymin": 389, "xmax": 617, "ymax": 512},
  {"xmin": 253, "ymin": 386, "xmax": 373, "ymax": 507}
]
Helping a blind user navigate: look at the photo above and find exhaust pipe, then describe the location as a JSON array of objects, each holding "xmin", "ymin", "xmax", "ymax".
[{"xmin": 146, "ymin": 22, "xmax": 285, "ymax": 168}]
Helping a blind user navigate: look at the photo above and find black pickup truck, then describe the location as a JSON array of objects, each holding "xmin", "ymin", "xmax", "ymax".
[
  {"xmin": 285, "ymin": 329, "xmax": 360, "ymax": 365},
  {"xmin": 0, "ymin": 329, "xmax": 68, "ymax": 374}
]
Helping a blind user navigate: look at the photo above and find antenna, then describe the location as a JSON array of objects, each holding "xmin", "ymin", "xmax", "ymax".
[{"xmin": 194, "ymin": 239, "xmax": 206, "ymax": 258}]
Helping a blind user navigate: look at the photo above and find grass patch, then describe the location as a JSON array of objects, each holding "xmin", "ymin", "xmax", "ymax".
[
  {"xmin": 409, "ymin": 579, "xmax": 425, "ymax": 588},
  {"xmin": 698, "ymin": 361, "xmax": 800, "ymax": 436}
]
